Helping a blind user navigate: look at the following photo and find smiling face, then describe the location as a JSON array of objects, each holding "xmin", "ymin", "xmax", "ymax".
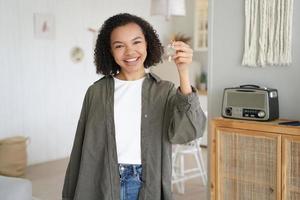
[{"xmin": 110, "ymin": 23, "xmax": 147, "ymax": 79}]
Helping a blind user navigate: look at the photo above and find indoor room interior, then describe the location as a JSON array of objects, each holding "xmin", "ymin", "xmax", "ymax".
[
  {"xmin": 1, "ymin": 0, "xmax": 208, "ymax": 199},
  {"xmin": 1, "ymin": 0, "xmax": 300, "ymax": 200}
]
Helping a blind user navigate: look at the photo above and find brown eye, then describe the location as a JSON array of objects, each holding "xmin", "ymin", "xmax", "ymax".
[
  {"xmin": 115, "ymin": 45, "xmax": 123, "ymax": 49},
  {"xmin": 133, "ymin": 41, "xmax": 142, "ymax": 45}
]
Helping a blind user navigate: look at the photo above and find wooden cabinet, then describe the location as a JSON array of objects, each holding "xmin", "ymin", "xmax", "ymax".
[
  {"xmin": 210, "ymin": 118, "xmax": 300, "ymax": 200},
  {"xmin": 282, "ymin": 136, "xmax": 300, "ymax": 200}
]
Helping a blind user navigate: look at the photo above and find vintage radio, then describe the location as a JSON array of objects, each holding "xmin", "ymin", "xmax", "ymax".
[{"xmin": 222, "ymin": 85, "xmax": 279, "ymax": 121}]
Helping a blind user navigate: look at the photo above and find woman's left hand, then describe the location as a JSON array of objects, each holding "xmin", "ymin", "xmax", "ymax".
[{"xmin": 172, "ymin": 41, "xmax": 193, "ymax": 72}]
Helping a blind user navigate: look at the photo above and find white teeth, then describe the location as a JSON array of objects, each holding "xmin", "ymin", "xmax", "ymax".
[{"xmin": 125, "ymin": 58, "xmax": 138, "ymax": 62}]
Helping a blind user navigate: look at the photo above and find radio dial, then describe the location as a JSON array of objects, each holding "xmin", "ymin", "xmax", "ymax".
[
  {"xmin": 225, "ymin": 107, "xmax": 232, "ymax": 116},
  {"xmin": 258, "ymin": 111, "xmax": 266, "ymax": 118}
]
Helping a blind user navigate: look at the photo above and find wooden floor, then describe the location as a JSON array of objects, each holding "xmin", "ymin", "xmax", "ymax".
[{"xmin": 25, "ymin": 148, "xmax": 207, "ymax": 200}]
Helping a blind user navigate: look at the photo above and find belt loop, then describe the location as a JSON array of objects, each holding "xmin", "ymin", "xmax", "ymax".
[
  {"xmin": 134, "ymin": 165, "xmax": 138, "ymax": 175},
  {"xmin": 133, "ymin": 165, "xmax": 137, "ymax": 175},
  {"xmin": 119, "ymin": 164, "xmax": 125, "ymax": 175}
]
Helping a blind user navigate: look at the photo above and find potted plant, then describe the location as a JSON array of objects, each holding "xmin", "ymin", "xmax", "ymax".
[
  {"xmin": 171, "ymin": 33, "xmax": 192, "ymax": 44},
  {"xmin": 197, "ymin": 72, "xmax": 207, "ymax": 91}
]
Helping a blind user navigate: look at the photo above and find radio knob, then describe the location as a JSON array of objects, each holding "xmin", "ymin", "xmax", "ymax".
[
  {"xmin": 225, "ymin": 107, "xmax": 232, "ymax": 116},
  {"xmin": 258, "ymin": 111, "xmax": 266, "ymax": 118}
]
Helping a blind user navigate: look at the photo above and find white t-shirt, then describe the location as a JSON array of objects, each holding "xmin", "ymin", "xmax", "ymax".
[{"xmin": 113, "ymin": 77, "xmax": 145, "ymax": 164}]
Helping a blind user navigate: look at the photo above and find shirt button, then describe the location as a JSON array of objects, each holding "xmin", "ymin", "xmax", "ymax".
[{"xmin": 144, "ymin": 114, "xmax": 148, "ymax": 118}]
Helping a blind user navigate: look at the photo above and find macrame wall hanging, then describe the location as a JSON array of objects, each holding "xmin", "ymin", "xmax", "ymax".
[{"xmin": 242, "ymin": 0, "xmax": 294, "ymax": 67}]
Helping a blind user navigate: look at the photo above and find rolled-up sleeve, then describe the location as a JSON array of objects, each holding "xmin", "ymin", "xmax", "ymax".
[{"xmin": 166, "ymin": 85, "xmax": 207, "ymax": 144}]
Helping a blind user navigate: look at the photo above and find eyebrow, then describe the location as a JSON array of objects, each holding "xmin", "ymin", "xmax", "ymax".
[
  {"xmin": 132, "ymin": 36, "xmax": 143, "ymax": 41},
  {"xmin": 112, "ymin": 36, "xmax": 143, "ymax": 45}
]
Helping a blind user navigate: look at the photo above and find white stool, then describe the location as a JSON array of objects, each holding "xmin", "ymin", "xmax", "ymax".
[
  {"xmin": 0, "ymin": 175, "xmax": 32, "ymax": 200},
  {"xmin": 172, "ymin": 138, "xmax": 207, "ymax": 194}
]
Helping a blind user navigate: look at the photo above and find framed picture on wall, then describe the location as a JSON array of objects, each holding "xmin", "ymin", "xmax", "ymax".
[{"xmin": 34, "ymin": 13, "xmax": 55, "ymax": 40}]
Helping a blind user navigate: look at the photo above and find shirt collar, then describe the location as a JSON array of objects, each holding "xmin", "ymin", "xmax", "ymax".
[
  {"xmin": 146, "ymin": 72, "xmax": 161, "ymax": 82},
  {"xmin": 99, "ymin": 72, "xmax": 161, "ymax": 83}
]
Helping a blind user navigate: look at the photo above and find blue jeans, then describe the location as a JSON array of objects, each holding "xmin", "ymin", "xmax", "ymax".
[{"xmin": 119, "ymin": 164, "xmax": 143, "ymax": 200}]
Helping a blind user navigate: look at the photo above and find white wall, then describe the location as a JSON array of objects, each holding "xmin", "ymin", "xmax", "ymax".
[
  {"xmin": 0, "ymin": 0, "xmax": 173, "ymax": 165},
  {"xmin": 208, "ymin": 0, "xmax": 300, "ymax": 120}
]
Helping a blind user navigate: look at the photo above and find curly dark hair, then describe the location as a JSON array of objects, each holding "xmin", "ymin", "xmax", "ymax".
[{"xmin": 94, "ymin": 13, "xmax": 164, "ymax": 75}]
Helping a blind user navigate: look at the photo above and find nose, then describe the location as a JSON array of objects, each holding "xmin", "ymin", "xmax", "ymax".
[{"xmin": 124, "ymin": 45, "xmax": 135, "ymax": 55}]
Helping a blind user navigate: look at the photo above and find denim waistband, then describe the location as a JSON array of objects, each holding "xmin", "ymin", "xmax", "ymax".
[{"xmin": 118, "ymin": 164, "xmax": 142, "ymax": 176}]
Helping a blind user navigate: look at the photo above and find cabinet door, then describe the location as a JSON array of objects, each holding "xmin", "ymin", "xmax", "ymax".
[
  {"xmin": 282, "ymin": 136, "xmax": 300, "ymax": 200},
  {"xmin": 216, "ymin": 127, "xmax": 281, "ymax": 200}
]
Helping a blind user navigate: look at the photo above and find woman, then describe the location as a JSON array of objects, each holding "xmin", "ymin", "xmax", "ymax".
[{"xmin": 62, "ymin": 13, "xmax": 206, "ymax": 200}]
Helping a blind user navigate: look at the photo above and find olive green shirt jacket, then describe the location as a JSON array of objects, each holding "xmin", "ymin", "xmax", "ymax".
[{"xmin": 62, "ymin": 72, "xmax": 206, "ymax": 200}]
